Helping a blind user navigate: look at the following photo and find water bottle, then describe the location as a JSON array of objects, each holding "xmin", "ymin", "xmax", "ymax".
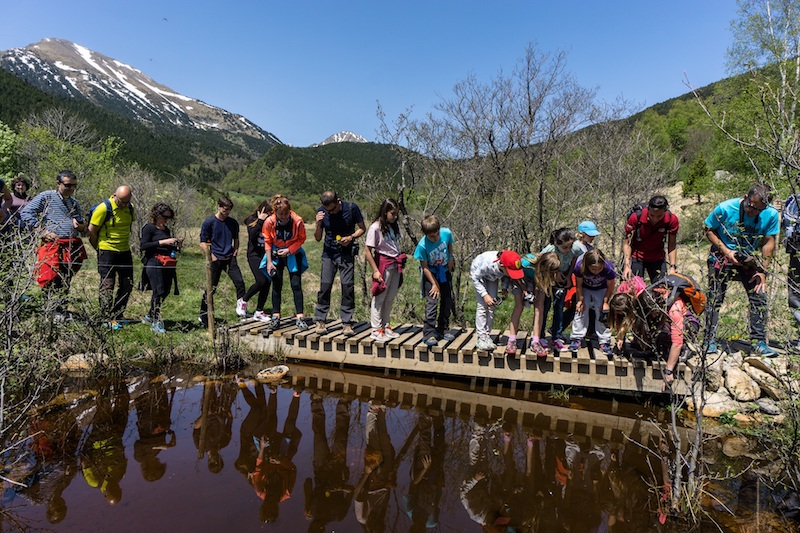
[{"xmin": 170, "ymin": 249, "xmax": 177, "ymax": 259}]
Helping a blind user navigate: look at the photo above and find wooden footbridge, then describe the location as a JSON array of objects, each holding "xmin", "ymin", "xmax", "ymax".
[{"xmin": 229, "ymin": 318, "xmax": 692, "ymax": 395}]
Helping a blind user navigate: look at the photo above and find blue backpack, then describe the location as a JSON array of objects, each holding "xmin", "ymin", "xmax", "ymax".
[{"xmin": 86, "ymin": 198, "xmax": 134, "ymax": 228}]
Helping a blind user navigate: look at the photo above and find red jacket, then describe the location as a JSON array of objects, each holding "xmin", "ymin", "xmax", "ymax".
[{"xmin": 262, "ymin": 211, "xmax": 306, "ymax": 255}]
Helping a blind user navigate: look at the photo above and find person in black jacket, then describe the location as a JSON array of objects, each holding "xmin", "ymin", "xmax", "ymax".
[
  {"xmin": 241, "ymin": 200, "xmax": 273, "ymax": 322},
  {"xmin": 140, "ymin": 203, "xmax": 182, "ymax": 334}
]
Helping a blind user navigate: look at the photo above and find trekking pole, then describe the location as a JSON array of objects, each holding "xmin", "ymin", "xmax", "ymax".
[{"xmin": 204, "ymin": 246, "xmax": 215, "ymax": 341}]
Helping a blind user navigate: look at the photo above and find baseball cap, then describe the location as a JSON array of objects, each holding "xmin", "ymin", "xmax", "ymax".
[
  {"xmin": 577, "ymin": 221, "xmax": 600, "ymax": 236},
  {"xmin": 497, "ymin": 250, "xmax": 524, "ymax": 279}
]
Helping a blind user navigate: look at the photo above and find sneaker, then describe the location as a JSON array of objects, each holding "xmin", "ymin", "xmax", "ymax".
[
  {"xmin": 384, "ymin": 326, "xmax": 400, "ymax": 339},
  {"xmin": 370, "ymin": 329, "xmax": 389, "ymax": 342},
  {"xmin": 151, "ymin": 321, "xmax": 166, "ymax": 334},
  {"xmin": 315, "ymin": 321, "xmax": 327, "ymax": 333},
  {"xmin": 599, "ymin": 343, "xmax": 614, "ymax": 357},
  {"xmin": 443, "ymin": 331, "xmax": 457, "ymax": 341},
  {"xmin": 424, "ymin": 336, "xmax": 439, "ymax": 347},
  {"xmin": 342, "ymin": 324, "xmax": 355, "ymax": 336},
  {"xmin": 236, "ymin": 298, "xmax": 248, "ymax": 317},
  {"xmin": 476, "ymin": 336, "xmax": 495, "ymax": 351},
  {"xmin": 253, "ymin": 311, "xmax": 271, "ymax": 323},
  {"xmin": 505, "ymin": 337, "xmax": 517, "ymax": 355},
  {"xmin": 706, "ymin": 341, "xmax": 718, "ymax": 354},
  {"xmin": 141, "ymin": 315, "xmax": 152, "ymax": 325},
  {"xmin": 752, "ymin": 340, "xmax": 778, "ymax": 357},
  {"xmin": 269, "ymin": 315, "xmax": 281, "ymax": 329},
  {"xmin": 539, "ymin": 338, "xmax": 550, "ymax": 351},
  {"xmin": 198, "ymin": 315, "xmax": 208, "ymax": 327},
  {"xmin": 529, "ymin": 341, "xmax": 547, "ymax": 358},
  {"xmin": 568, "ymin": 339, "xmax": 581, "ymax": 352},
  {"xmin": 296, "ymin": 318, "xmax": 309, "ymax": 331},
  {"xmin": 552, "ymin": 338, "xmax": 568, "ymax": 352}
]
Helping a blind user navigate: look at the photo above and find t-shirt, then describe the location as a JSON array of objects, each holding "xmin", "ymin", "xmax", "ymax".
[
  {"xmin": 365, "ymin": 221, "xmax": 401, "ymax": 258},
  {"xmin": 245, "ymin": 218, "xmax": 266, "ymax": 258},
  {"xmin": 200, "ymin": 215, "xmax": 239, "ymax": 259},
  {"xmin": 574, "ymin": 258, "xmax": 617, "ymax": 290},
  {"xmin": 140, "ymin": 223, "xmax": 173, "ymax": 260},
  {"xmin": 414, "ymin": 227, "xmax": 454, "ymax": 283},
  {"xmin": 625, "ymin": 208, "xmax": 679, "ymax": 261},
  {"xmin": 704, "ymin": 198, "xmax": 780, "ymax": 254},
  {"xmin": 317, "ymin": 200, "xmax": 364, "ymax": 258},
  {"xmin": 90, "ymin": 197, "xmax": 135, "ymax": 252},
  {"xmin": 540, "ymin": 241, "xmax": 584, "ymax": 274}
]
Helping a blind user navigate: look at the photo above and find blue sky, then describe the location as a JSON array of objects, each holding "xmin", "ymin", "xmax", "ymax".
[{"xmin": 1, "ymin": 1, "xmax": 739, "ymax": 147}]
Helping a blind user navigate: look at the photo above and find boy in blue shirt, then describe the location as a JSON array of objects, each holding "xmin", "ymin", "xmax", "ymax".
[{"xmin": 413, "ymin": 215, "xmax": 455, "ymax": 346}]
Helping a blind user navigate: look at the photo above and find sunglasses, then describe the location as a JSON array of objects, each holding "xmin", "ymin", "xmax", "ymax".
[{"xmin": 58, "ymin": 180, "xmax": 77, "ymax": 189}]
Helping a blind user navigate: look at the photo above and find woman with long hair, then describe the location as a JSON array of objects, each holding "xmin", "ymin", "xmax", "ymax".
[
  {"xmin": 140, "ymin": 203, "xmax": 182, "ymax": 334},
  {"xmin": 241, "ymin": 200, "xmax": 274, "ymax": 322},
  {"xmin": 364, "ymin": 198, "xmax": 405, "ymax": 341}
]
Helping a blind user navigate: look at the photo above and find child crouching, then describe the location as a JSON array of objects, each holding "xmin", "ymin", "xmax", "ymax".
[{"xmin": 470, "ymin": 250, "xmax": 526, "ymax": 353}]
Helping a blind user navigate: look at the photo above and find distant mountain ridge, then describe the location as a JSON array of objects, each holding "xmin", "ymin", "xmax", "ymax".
[
  {"xmin": 0, "ymin": 38, "xmax": 280, "ymax": 148},
  {"xmin": 314, "ymin": 131, "xmax": 368, "ymax": 147}
]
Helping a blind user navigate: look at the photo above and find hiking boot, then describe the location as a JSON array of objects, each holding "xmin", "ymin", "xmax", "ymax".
[
  {"xmin": 269, "ymin": 315, "xmax": 281, "ymax": 329},
  {"xmin": 568, "ymin": 339, "xmax": 582, "ymax": 352},
  {"xmin": 476, "ymin": 336, "xmax": 495, "ymax": 352},
  {"xmin": 529, "ymin": 341, "xmax": 547, "ymax": 358},
  {"xmin": 505, "ymin": 337, "xmax": 517, "ymax": 355},
  {"xmin": 552, "ymin": 338, "xmax": 568, "ymax": 352},
  {"xmin": 315, "ymin": 321, "xmax": 327, "ymax": 333},
  {"xmin": 370, "ymin": 329, "xmax": 389, "ymax": 342},
  {"xmin": 384, "ymin": 326, "xmax": 400, "ymax": 339},
  {"xmin": 706, "ymin": 341, "xmax": 718, "ymax": 354},
  {"xmin": 342, "ymin": 324, "xmax": 355, "ymax": 336},
  {"xmin": 423, "ymin": 336, "xmax": 438, "ymax": 347},
  {"xmin": 236, "ymin": 298, "xmax": 248, "ymax": 317},
  {"xmin": 296, "ymin": 318, "xmax": 309, "ymax": 331},
  {"xmin": 253, "ymin": 310, "xmax": 271, "ymax": 323},
  {"xmin": 600, "ymin": 343, "xmax": 614, "ymax": 357},
  {"xmin": 141, "ymin": 314, "xmax": 152, "ymax": 325},
  {"xmin": 151, "ymin": 321, "xmax": 166, "ymax": 335},
  {"xmin": 752, "ymin": 340, "xmax": 778, "ymax": 357},
  {"xmin": 443, "ymin": 331, "xmax": 457, "ymax": 341}
]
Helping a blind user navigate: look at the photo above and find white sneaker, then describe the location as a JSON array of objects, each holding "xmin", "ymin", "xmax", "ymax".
[
  {"xmin": 476, "ymin": 336, "xmax": 496, "ymax": 352},
  {"xmin": 236, "ymin": 298, "xmax": 247, "ymax": 317},
  {"xmin": 370, "ymin": 329, "xmax": 389, "ymax": 342},
  {"xmin": 253, "ymin": 310, "xmax": 271, "ymax": 323},
  {"xmin": 384, "ymin": 326, "xmax": 400, "ymax": 339}
]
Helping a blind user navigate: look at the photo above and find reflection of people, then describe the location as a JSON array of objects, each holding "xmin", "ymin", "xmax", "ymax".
[
  {"xmin": 250, "ymin": 389, "xmax": 302, "ymax": 523},
  {"xmin": 460, "ymin": 422, "xmax": 509, "ymax": 529},
  {"xmin": 235, "ymin": 380, "xmax": 269, "ymax": 478},
  {"xmin": 27, "ymin": 406, "xmax": 82, "ymax": 523},
  {"xmin": 404, "ymin": 412, "xmax": 445, "ymax": 532},
  {"xmin": 355, "ymin": 402, "xmax": 396, "ymax": 532},
  {"xmin": 193, "ymin": 380, "xmax": 237, "ymax": 473},
  {"xmin": 80, "ymin": 380, "xmax": 130, "ymax": 505},
  {"xmin": 133, "ymin": 380, "xmax": 175, "ymax": 482},
  {"xmin": 305, "ymin": 396, "xmax": 353, "ymax": 532}
]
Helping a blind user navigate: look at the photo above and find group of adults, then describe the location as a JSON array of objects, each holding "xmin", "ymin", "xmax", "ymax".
[{"xmin": 622, "ymin": 183, "xmax": 782, "ymax": 357}]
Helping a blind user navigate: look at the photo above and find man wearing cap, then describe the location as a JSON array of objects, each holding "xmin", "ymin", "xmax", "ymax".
[
  {"xmin": 469, "ymin": 250, "xmax": 525, "ymax": 354},
  {"xmin": 622, "ymin": 195, "xmax": 679, "ymax": 282},
  {"xmin": 577, "ymin": 220, "xmax": 600, "ymax": 253}
]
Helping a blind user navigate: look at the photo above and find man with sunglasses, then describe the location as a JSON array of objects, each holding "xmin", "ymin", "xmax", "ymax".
[
  {"xmin": 313, "ymin": 190, "xmax": 366, "ymax": 336},
  {"xmin": 704, "ymin": 183, "xmax": 780, "ymax": 356},
  {"xmin": 88, "ymin": 185, "xmax": 135, "ymax": 329},
  {"xmin": 19, "ymin": 170, "xmax": 88, "ymax": 320}
]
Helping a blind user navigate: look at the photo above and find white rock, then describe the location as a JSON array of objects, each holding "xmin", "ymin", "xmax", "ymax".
[{"xmin": 725, "ymin": 365, "xmax": 761, "ymax": 402}]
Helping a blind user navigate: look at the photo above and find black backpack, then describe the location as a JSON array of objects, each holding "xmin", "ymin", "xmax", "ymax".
[{"xmin": 626, "ymin": 202, "xmax": 673, "ymax": 242}]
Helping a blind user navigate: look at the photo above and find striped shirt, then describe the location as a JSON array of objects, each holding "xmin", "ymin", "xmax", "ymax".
[{"xmin": 19, "ymin": 190, "xmax": 83, "ymax": 238}]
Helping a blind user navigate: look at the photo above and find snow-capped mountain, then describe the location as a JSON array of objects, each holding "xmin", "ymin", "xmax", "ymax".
[
  {"xmin": 314, "ymin": 131, "xmax": 368, "ymax": 147},
  {"xmin": 0, "ymin": 38, "xmax": 280, "ymax": 145}
]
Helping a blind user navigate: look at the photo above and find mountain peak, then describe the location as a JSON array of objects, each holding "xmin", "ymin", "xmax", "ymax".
[{"xmin": 313, "ymin": 131, "xmax": 368, "ymax": 147}]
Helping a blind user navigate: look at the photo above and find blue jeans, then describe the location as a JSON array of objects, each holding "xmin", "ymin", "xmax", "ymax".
[{"xmin": 539, "ymin": 287, "xmax": 567, "ymax": 340}]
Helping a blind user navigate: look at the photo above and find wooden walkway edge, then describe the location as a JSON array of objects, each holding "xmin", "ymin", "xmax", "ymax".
[{"xmin": 229, "ymin": 319, "xmax": 692, "ymax": 395}]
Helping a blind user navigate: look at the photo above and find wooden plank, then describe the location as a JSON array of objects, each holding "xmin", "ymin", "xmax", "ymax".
[
  {"xmin": 345, "ymin": 323, "xmax": 374, "ymax": 351},
  {"xmin": 431, "ymin": 327, "xmax": 465, "ymax": 354},
  {"xmin": 402, "ymin": 330, "xmax": 426, "ymax": 351},
  {"xmin": 445, "ymin": 328, "xmax": 475, "ymax": 355}
]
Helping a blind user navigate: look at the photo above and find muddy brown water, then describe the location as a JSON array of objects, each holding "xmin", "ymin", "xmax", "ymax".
[{"xmin": 1, "ymin": 363, "xmax": 794, "ymax": 532}]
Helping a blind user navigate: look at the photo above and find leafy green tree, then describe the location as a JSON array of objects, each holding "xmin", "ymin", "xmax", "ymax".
[
  {"xmin": 0, "ymin": 120, "xmax": 16, "ymax": 182},
  {"xmin": 683, "ymin": 153, "xmax": 712, "ymax": 203}
]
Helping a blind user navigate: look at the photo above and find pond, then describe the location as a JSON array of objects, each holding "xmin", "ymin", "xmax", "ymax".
[{"xmin": 1, "ymin": 362, "xmax": 794, "ymax": 532}]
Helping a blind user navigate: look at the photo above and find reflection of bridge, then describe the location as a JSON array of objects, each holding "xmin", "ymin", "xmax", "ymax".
[
  {"xmin": 283, "ymin": 361, "xmax": 690, "ymax": 453},
  {"xmin": 230, "ymin": 318, "xmax": 692, "ymax": 395}
]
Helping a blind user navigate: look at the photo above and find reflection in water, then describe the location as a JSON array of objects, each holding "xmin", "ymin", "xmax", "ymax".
[{"xmin": 7, "ymin": 366, "xmax": 786, "ymax": 532}]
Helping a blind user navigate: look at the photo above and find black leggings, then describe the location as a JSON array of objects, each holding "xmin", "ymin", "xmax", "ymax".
[
  {"xmin": 243, "ymin": 253, "xmax": 271, "ymax": 312},
  {"xmin": 271, "ymin": 256, "xmax": 303, "ymax": 315}
]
